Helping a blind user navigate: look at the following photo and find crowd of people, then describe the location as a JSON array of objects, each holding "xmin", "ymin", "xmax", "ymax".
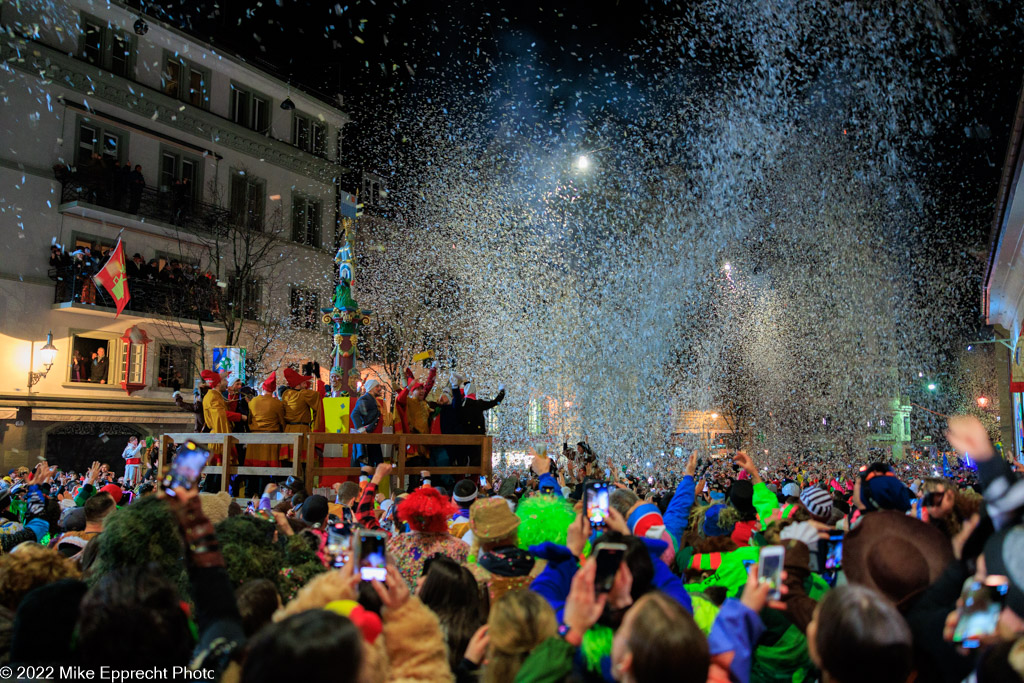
[
  {"xmin": 49, "ymin": 243, "xmax": 222, "ymax": 320},
  {"xmin": 0, "ymin": 402, "xmax": 1021, "ymax": 681}
]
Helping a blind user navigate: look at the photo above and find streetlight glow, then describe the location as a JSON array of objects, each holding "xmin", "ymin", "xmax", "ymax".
[
  {"xmin": 722, "ymin": 262, "xmax": 732, "ymax": 272},
  {"xmin": 575, "ymin": 154, "xmax": 590, "ymax": 170},
  {"xmin": 927, "ymin": 383, "xmax": 937, "ymax": 391},
  {"xmin": 978, "ymin": 396, "xmax": 989, "ymax": 407}
]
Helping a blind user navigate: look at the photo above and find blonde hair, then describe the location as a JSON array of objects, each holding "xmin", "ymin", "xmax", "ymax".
[
  {"xmin": 483, "ymin": 589, "xmax": 557, "ymax": 683},
  {"xmin": 272, "ymin": 570, "xmax": 356, "ymax": 621},
  {"xmin": 0, "ymin": 544, "xmax": 82, "ymax": 610}
]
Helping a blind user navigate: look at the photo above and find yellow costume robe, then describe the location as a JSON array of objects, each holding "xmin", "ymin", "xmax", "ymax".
[
  {"xmin": 202, "ymin": 390, "xmax": 237, "ymax": 465},
  {"xmin": 247, "ymin": 395, "xmax": 286, "ymax": 467}
]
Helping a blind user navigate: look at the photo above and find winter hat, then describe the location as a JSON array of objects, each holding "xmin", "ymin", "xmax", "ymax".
[
  {"xmin": 301, "ymin": 495, "xmax": 330, "ymax": 526},
  {"xmin": 860, "ymin": 475, "xmax": 914, "ymax": 512},
  {"xmin": 729, "ymin": 480, "xmax": 755, "ymax": 517},
  {"xmin": 99, "ymin": 484, "xmax": 123, "ymax": 505},
  {"xmin": 60, "ymin": 506, "xmax": 86, "ymax": 532},
  {"xmin": 200, "ymin": 370, "xmax": 221, "ymax": 386},
  {"xmin": 844, "ymin": 510, "xmax": 953, "ymax": 608},
  {"xmin": 283, "ymin": 367, "xmax": 312, "ymax": 389},
  {"xmin": 453, "ymin": 479, "xmax": 478, "ymax": 505},
  {"xmin": 703, "ymin": 504, "xmax": 736, "ymax": 538},
  {"xmin": 627, "ymin": 502, "xmax": 676, "ymax": 566},
  {"xmin": 261, "ymin": 372, "xmax": 277, "ymax": 393},
  {"xmin": 362, "ymin": 379, "xmax": 379, "ymax": 394},
  {"xmin": 782, "ymin": 483, "xmax": 801, "ymax": 498},
  {"xmin": 226, "ymin": 373, "xmax": 240, "ymax": 387},
  {"xmin": 440, "ymin": 385, "xmax": 453, "ymax": 401},
  {"xmin": 470, "ymin": 496, "xmax": 520, "ymax": 544},
  {"xmin": 198, "ymin": 491, "xmax": 233, "ymax": 525},
  {"xmin": 800, "ymin": 486, "xmax": 834, "ymax": 520},
  {"xmin": 983, "ymin": 524, "xmax": 1024, "ymax": 618},
  {"xmin": 397, "ymin": 487, "xmax": 457, "ymax": 534}
]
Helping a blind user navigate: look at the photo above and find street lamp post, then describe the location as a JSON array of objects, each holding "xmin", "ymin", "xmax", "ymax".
[{"xmin": 28, "ymin": 331, "xmax": 58, "ymax": 389}]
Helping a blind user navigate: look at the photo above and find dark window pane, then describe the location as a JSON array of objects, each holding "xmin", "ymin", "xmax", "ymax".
[
  {"xmin": 188, "ymin": 70, "xmax": 203, "ymax": 106},
  {"xmin": 232, "ymin": 88, "xmax": 250, "ymax": 126},
  {"xmin": 111, "ymin": 33, "xmax": 129, "ymax": 76},
  {"xmin": 83, "ymin": 22, "xmax": 103, "ymax": 65},
  {"xmin": 78, "ymin": 124, "xmax": 97, "ymax": 166},
  {"xmin": 163, "ymin": 60, "xmax": 181, "ymax": 97}
]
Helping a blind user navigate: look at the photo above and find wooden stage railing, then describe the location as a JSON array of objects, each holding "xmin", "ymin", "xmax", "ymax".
[
  {"xmin": 304, "ymin": 433, "xmax": 493, "ymax": 486},
  {"xmin": 158, "ymin": 432, "xmax": 493, "ymax": 493}
]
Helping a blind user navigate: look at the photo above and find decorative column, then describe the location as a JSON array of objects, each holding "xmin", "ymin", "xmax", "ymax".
[{"xmin": 319, "ymin": 230, "xmax": 372, "ymax": 485}]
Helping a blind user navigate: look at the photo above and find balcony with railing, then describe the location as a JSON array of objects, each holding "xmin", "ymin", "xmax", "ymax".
[
  {"xmin": 54, "ymin": 165, "xmax": 233, "ymax": 238},
  {"xmin": 49, "ymin": 262, "xmax": 230, "ymax": 326}
]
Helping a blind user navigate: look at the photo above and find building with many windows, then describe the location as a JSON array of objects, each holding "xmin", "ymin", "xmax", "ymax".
[
  {"xmin": 0, "ymin": 0, "xmax": 356, "ymax": 471},
  {"xmin": 984, "ymin": 77, "xmax": 1024, "ymax": 461}
]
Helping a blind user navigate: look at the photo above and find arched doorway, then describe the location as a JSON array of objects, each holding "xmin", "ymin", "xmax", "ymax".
[{"xmin": 43, "ymin": 422, "xmax": 149, "ymax": 477}]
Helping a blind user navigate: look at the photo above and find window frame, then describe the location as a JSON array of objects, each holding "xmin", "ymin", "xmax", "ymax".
[
  {"xmin": 291, "ymin": 193, "xmax": 322, "ymax": 248},
  {"xmin": 78, "ymin": 13, "xmax": 134, "ymax": 78},
  {"xmin": 289, "ymin": 287, "xmax": 321, "ymax": 331},
  {"xmin": 292, "ymin": 112, "xmax": 328, "ymax": 157},
  {"xmin": 156, "ymin": 343, "xmax": 196, "ymax": 391},
  {"xmin": 228, "ymin": 272, "xmax": 262, "ymax": 321},
  {"xmin": 228, "ymin": 169, "xmax": 266, "ymax": 230},
  {"xmin": 158, "ymin": 145, "xmax": 203, "ymax": 201},
  {"xmin": 75, "ymin": 116, "xmax": 127, "ymax": 167},
  {"xmin": 161, "ymin": 51, "xmax": 210, "ymax": 110},
  {"xmin": 229, "ymin": 81, "xmax": 272, "ymax": 132},
  {"xmin": 64, "ymin": 330, "xmax": 123, "ymax": 389}
]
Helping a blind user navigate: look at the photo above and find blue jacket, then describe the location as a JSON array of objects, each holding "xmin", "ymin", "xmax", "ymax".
[
  {"xmin": 708, "ymin": 599, "xmax": 765, "ymax": 683},
  {"xmin": 529, "ymin": 538, "xmax": 693, "ymax": 621},
  {"xmin": 664, "ymin": 475, "xmax": 696, "ymax": 544}
]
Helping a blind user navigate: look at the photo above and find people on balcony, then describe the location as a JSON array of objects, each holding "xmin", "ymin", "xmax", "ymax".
[{"xmin": 47, "ymin": 245, "xmax": 222, "ymax": 322}]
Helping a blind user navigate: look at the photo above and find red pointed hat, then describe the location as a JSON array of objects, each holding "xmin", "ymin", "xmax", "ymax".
[
  {"xmin": 200, "ymin": 370, "xmax": 221, "ymax": 386},
  {"xmin": 284, "ymin": 367, "xmax": 312, "ymax": 389},
  {"xmin": 404, "ymin": 367, "xmax": 424, "ymax": 393},
  {"xmin": 262, "ymin": 372, "xmax": 277, "ymax": 393}
]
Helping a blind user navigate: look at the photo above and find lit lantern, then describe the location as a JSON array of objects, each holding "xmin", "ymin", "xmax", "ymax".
[{"xmin": 120, "ymin": 325, "xmax": 152, "ymax": 395}]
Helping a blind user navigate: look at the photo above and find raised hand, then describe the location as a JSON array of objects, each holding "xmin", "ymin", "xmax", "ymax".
[{"xmin": 946, "ymin": 415, "xmax": 995, "ymax": 461}]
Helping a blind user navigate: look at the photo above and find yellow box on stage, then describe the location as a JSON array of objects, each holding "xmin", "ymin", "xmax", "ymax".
[
  {"xmin": 412, "ymin": 350, "xmax": 435, "ymax": 363},
  {"xmin": 322, "ymin": 397, "xmax": 352, "ymax": 434}
]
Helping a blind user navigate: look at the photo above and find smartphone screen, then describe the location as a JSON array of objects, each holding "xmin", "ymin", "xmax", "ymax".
[
  {"xmin": 358, "ymin": 530, "xmax": 388, "ymax": 581},
  {"xmin": 594, "ymin": 543, "xmax": 627, "ymax": 593},
  {"xmin": 327, "ymin": 523, "xmax": 353, "ymax": 569},
  {"xmin": 953, "ymin": 577, "xmax": 1009, "ymax": 646},
  {"xmin": 479, "ymin": 475, "xmax": 487, "ymax": 487},
  {"xmin": 163, "ymin": 441, "xmax": 209, "ymax": 496},
  {"xmin": 824, "ymin": 532, "xmax": 844, "ymax": 571},
  {"xmin": 540, "ymin": 485, "xmax": 556, "ymax": 494},
  {"xmin": 585, "ymin": 482, "xmax": 610, "ymax": 529},
  {"xmin": 758, "ymin": 546, "xmax": 785, "ymax": 600}
]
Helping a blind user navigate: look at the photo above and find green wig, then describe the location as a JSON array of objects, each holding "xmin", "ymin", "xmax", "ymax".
[
  {"xmin": 89, "ymin": 495, "xmax": 187, "ymax": 596},
  {"xmin": 515, "ymin": 494, "xmax": 577, "ymax": 550}
]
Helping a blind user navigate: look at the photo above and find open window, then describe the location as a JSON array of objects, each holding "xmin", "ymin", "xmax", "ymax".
[
  {"xmin": 119, "ymin": 325, "xmax": 152, "ymax": 395},
  {"xmin": 68, "ymin": 333, "xmax": 116, "ymax": 385}
]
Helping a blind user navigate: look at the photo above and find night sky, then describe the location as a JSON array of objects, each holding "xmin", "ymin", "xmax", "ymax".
[{"xmin": 135, "ymin": 0, "xmax": 1024, "ymax": 252}]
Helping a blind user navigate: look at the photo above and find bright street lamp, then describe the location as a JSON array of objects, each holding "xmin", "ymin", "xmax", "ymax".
[
  {"xmin": 574, "ymin": 154, "xmax": 590, "ymax": 171},
  {"xmin": 977, "ymin": 396, "xmax": 989, "ymax": 407},
  {"xmin": 927, "ymin": 383, "xmax": 937, "ymax": 391},
  {"xmin": 28, "ymin": 331, "xmax": 58, "ymax": 387}
]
